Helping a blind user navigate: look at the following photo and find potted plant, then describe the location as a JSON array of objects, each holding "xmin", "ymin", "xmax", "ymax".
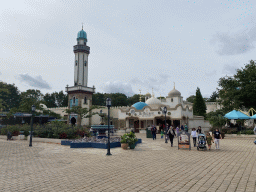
[
  {"xmin": 121, "ymin": 133, "xmax": 129, "ymax": 150},
  {"xmin": 127, "ymin": 131, "xmax": 138, "ymax": 149}
]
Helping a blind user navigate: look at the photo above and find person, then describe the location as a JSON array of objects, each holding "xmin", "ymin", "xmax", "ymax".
[
  {"xmin": 181, "ymin": 125, "xmax": 184, "ymax": 131},
  {"xmin": 176, "ymin": 126, "xmax": 180, "ymax": 136},
  {"xmin": 7, "ymin": 131, "xmax": 12, "ymax": 141},
  {"xmin": 197, "ymin": 126, "xmax": 202, "ymax": 134},
  {"xmin": 206, "ymin": 132, "xmax": 213, "ymax": 150},
  {"xmin": 184, "ymin": 124, "xmax": 188, "ymax": 132},
  {"xmin": 168, "ymin": 126, "xmax": 176, "ymax": 147},
  {"xmin": 151, "ymin": 125, "xmax": 157, "ymax": 140},
  {"xmin": 160, "ymin": 129, "xmax": 164, "ymax": 139},
  {"xmin": 191, "ymin": 128, "xmax": 197, "ymax": 147},
  {"xmin": 213, "ymin": 128, "xmax": 222, "ymax": 149}
]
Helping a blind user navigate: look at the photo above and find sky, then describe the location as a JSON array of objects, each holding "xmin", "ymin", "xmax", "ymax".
[{"xmin": 0, "ymin": 0, "xmax": 255, "ymax": 100}]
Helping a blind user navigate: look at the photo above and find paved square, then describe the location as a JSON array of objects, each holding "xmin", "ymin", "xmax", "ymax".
[{"xmin": 0, "ymin": 134, "xmax": 256, "ymax": 192}]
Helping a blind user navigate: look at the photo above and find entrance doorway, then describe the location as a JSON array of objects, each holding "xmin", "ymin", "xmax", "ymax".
[{"xmin": 173, "ymin": 120, "xmax": 180, "ymax": 128}]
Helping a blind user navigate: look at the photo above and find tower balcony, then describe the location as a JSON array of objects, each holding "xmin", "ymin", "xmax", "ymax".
[{"xmin": 73, "ymin": 45, "xmax": 90, "ymax": 54}]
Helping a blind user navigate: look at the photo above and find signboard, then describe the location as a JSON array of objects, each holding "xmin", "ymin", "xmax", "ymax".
[{"xmin": 178, "ymin": 131, "xmax": 191, "ymax": 150}]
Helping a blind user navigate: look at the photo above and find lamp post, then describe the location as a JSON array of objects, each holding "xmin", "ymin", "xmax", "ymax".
[
  {"xmin": 29, "ymin": 105, "xmax": 36, "ymax": 147},
  {"xmin": 106, "ymin": 98, "xmax": 112, "ymax": 156},
  {"xmin": 163, "ymin": 106, "xmax": 168, "ymax": 143}
]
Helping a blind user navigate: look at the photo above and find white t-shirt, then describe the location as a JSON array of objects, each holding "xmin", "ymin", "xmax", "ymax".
[{"xmin": 191, "ymin": 130, "xmax": 197, "ymax": 138}]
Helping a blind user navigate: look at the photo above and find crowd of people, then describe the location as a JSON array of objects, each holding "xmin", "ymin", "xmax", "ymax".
[{"xmin": 150, "ymin": 124, "xmax": 222, "ymax": 150}]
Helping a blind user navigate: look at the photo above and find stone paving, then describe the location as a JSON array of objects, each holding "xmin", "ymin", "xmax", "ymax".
[{"xmin": 0, "ymin": 134, "xmax": 256, "ymax": 192}]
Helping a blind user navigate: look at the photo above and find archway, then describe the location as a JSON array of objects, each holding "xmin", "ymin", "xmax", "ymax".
[{"xmin": 71, "ymin": 117, "xmax": 76, "ymax": 126}]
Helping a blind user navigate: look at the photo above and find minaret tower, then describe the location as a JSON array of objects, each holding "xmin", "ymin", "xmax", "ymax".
[
  {"xmin": 74, "ymin": 25, "xmax": 89, "ymax": 86},
  {"xmin": 65, "ymin": 26, "xmax": 95, "ymax": 126}
]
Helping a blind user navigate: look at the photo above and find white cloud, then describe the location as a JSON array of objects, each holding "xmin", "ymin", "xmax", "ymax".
[
  {"xmin": 102, "ymin": 81, "xmax": 134, "ymax": 97},
  {"xmin": 17, "ymin": 74, "xmax": 51, "ymax": 90}
]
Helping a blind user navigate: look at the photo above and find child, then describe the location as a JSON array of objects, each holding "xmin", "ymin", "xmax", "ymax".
[
  {"xmin": 206, "ymin": 133, "xmax": 213, "ymax": 150},
  {"xmin": 160, "ymin": 129, "xmax": 164, "ymax": 139}
]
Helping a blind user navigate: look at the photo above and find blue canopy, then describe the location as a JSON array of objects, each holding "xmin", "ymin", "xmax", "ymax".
[
  {"xmin": 224, "ymin": 110, "xmax": 250, "ymax": 119},
  {"xmin": 250, "ymin": 114, "xmax": 256, "ymax": 119}
]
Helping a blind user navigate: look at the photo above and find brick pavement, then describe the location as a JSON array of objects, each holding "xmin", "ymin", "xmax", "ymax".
[{"xmin": 0, "ymin": 134, "xmax": 256, "ymax": 192}]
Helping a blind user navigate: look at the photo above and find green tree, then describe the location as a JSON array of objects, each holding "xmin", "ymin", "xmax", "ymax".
[
  {"xmin": 127, "ymin": 94, "xmax": 145, "ymax": 106},
  {"xmin": 218, "ymin": 60, "xmax": 256, "ymax": 112},
  {"xmin": 19, "ymin": 89, "xmax": 43, "ymax": 113},
  {"xmin": 207, "ymin": 91, "xmax": 219, "ymax": 102},
  {"xmin": 206, "ymin": 109, "xmax": 226, "ymax": 130},
  {"xmin": 0, "ymin": 82, "xmax": 20, "ymax": 110},
  {"xmin": 186, "ymin": 95, "xmax": 196, "ymax": 103},
  {"xmin": 55, "ymin": 91, "xmax": 68, "ymax": 107},
  {"xmin": 193, "ymin": 87, "xmax": 207, "ymax": 117},
  {"xmin": 43, "ymin": 93, "xmax": 57, "ymax": 108},
  {"xmin": 92, "ymin": 93, "xmax": 105, "ymax": 106}
]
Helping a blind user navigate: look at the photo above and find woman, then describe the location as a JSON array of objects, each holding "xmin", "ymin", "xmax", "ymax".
[
  {"xmin": 197, "ymin": 126, "xmax": 202, "ymax": 134},
  {"xmin": 191, "ymin": 128, "xmax": 197, "ymax": 147},
  {"xmin": 176, "ymin": 126, "xmax": 180, "ymax": 136}
]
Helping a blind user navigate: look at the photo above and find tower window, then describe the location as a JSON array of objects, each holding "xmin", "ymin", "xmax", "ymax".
[
  {"xmin": 73, "ymin": 96, "xmax": 76, "ymax": 104},
  {"xmin": 84, "ymin": 96, "xmax": 87, "ymax": 104},
  {"xmin": 75, "ymin": 60, "xmax": 78, "ymax": 66},
  {"xmin": 84, "ymin": 61, "xmax": 87, "ymax": 66},
  {"xmin": 171, "ymin": 98, "xmax": 173, "ymax": 102}
]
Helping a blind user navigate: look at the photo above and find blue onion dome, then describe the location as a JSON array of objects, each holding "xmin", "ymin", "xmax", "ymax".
[
  {"xmin": 132, "ymin": 102, "xmax": 148, "ymax": 110},
  {"xmin": 77, "ymin": 29, "xmax": 87, "ymax": 41}
]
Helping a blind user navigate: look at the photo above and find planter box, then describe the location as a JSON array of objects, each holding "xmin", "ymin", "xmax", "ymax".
[
  {"xmin": 70, "ymin": 142, "xmax": 121, "ymax": 149},
  {"xmin": 61, "ymin": 140, "xmax": 73, "ymax": 145}
]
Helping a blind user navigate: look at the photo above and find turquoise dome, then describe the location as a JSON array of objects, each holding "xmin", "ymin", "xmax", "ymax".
[
  {"xmin": 77, "ymin": 29, "xmax": 87, "ymax": 41},
  {"xmin": 132, "ymin": 102, "xmax": 148, "ymax": 110}
]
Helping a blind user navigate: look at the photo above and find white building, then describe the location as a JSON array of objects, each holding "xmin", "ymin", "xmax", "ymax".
[{"xmin": 42, "ymin": 27, "xmax": 221, "ymax": 133}]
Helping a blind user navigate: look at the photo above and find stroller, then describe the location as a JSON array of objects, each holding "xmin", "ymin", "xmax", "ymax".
[{"xmin": 197, "ymin": 133, "xmax": 207, "ymax": 151}]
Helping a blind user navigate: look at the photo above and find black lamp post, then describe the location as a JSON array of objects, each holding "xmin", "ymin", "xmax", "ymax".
[
  {"xmin": 163, "ymin": 106, "xmax": 168, "ymax": 143},
  {"xmin": 106, "ymin": 98, "xmax": 112, "ymax": 156},
  {"xmin": 29, "ymin": 105, "xmax": 36, "ymax": 147}
]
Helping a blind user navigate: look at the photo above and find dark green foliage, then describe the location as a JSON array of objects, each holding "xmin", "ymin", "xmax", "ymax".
[
  {"xmin": 127, "ymin": 94, "xmax": 145, "ymax": 106},
  {"xmin": 208, "ymin": 91, "xmax": 219, "ymax": 102},
  {"xmin": 186, "ymin": 95, "xmax": 196, "ymax": 103},
  {"xmin": 193, "ymin": 87, "xmax": 207, "ymax": 117},
  {"xmin": 92, "ymin": 93, "xmax": 105, "ymax": 106},
  {"xmin": 0, "ymin": 82, "xmax": 20, "ymax": 110},
  {"xmin": 218, "ymin": 60, "xmax": 256, "ymax": 112},
  {"xmin": 43, "ymin": 91, "xmax": 68, "ymax": 108},
  {"xmin": 206, "ymin": 109, "xmax": 226, "ymax": 129},
  {"xmin": 19, "ymin": 89, "xmax": 43, "ymax": 113}
]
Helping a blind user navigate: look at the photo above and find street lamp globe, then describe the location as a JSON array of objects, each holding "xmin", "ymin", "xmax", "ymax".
[
  {"xmin": 163, "ymin": 106, "xmax": 167, "ymax": 114},
  {"xmin": 106, "ymin": 98, "xmax": 111, "ymax": 107}
]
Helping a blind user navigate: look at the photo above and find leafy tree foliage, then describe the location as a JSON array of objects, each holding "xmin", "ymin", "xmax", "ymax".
[
  {"xmin": 0, "ymin": 82, "xmax": 20, "ymax": 110},
  {"xmin": 186, "ymin": 95, "xmax": 196, "ymax": 103},
  {"xmin": 218, "ymin": 60, "xmax": 256, "ymax": 112},
  {"xmin": 43, "ymin": 91, "xmax": 68, "ymax": 108},
  {"xmin": 19, "ymin": 89, "xmax": 43, "ymax": 113},
  {"xmin": 193, "ymin": 87, "xmax": 207, "ymax": 117},
  {"xmin": 207, "ymin": 91, "xmax": 219, "ymax": 102},
  {"xmin": 92, "ymin": 93, "xmax": 105, "ymax": 106},
  {"xmin": 206, "ymin": 109, "xmax": 226, "ymax": 130},
  {"xmin": 93, "ymin": 93, "xmax": 129, "ymax": 107}
]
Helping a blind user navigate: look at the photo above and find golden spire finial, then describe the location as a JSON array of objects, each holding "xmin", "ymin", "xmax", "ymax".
[
  {"xmin": 152, "ymin": 88, "xmax": 154, "ymax": 97},
  {"xmin": 139, "ymin": 89, "xmax": 142, "ymax": 102},
  {"xmin": 174, "ymin": 82, "xmax": 175, "ymax": 89},
  {"xmin": 82, "ymin": 22, "xmax": 84, "ymax": 30}
]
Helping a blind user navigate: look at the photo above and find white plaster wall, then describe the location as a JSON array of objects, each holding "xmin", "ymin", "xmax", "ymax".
[
  {"xmin": 78, "ymin": 52, "xmax": 83, "ymax": 85},
  {"xmin": 83, "ymin": 54, "xmax": 88, "ymax": 87}
]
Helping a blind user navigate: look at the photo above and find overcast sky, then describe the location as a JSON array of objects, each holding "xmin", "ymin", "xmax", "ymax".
[{"xmin": 0, "ymin": 0, "xmax": 255, "ymax": 99}]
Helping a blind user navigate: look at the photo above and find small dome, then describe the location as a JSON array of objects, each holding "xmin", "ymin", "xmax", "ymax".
[
  {"xmin": 145, "ymin": 92, "xmax": 151, "ymax": 97},
  {"xmin": 168, "ymin": 88, "xmax": 181, "ymax": 97},
  {"xmin": 132, "ymin": 102, "xmax": 148, "ymax": 110},
  {"xmin": 77, "ymin": 29, "xmax": 87, "ymax": 41},
  {"xmin": 145, "ymin": 97, "xmax": 161, "ymax": 105}
]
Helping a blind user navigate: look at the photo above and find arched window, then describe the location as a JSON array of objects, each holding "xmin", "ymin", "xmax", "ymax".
[
  {"xmin": 73, "ymin": 96, "xmax": 76, "ymax": 104},
  {"xmin": 171, "ymin": 98, "xmax": 173, "ymax": 102},
  {"xmin": 75, "ymin": 60, "xmax": 78, "ymax": 66},
  {"xmin": 84, "ymin": 61, "xmax": 87, "ymax": 66},
  {"xmin": 84, "ymin": 96, "xmax": 87, "ymax": 104}
]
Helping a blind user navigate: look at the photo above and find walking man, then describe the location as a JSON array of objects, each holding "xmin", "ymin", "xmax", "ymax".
[
  {"xmin": 213, "ymin": 128, "xmax": 222, "ymax": 149},
  {"xmin": 168, "ymin": 126, "xmax": 176, "ymax": 147},
  {"xmin": 151, "ymin": 125, "xmax": 157, "ymax": 140},
  {"xmin": 191, "ymin": 128, "xmax": 197, "ymax": 147}
]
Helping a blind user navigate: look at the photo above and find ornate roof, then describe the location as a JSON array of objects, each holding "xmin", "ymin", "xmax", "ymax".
[
  {"xmin": 77, "ymin": 29, "xmax": 87, "ymax": 41},
  {"xmin": 167, "ymin": 88, "xmax": 181, "ymax": 97},
  {"xmin": 132, "ymin": 102, "xmax": 148, "ymax": 110},
  {"xmin": 145, "ymin": 97, "xmax": 161, "ymax": 106}
]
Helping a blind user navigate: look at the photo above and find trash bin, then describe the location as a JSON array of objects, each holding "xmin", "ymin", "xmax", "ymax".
[{"xmin": 146, "ymin": 127, "xmax": 153, "ymax": 138}]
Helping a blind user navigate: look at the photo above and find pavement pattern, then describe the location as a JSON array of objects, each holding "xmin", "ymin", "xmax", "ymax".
[{"xmin": 0, "ymin": 134, "xmax": 256, "ymax": 192}]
